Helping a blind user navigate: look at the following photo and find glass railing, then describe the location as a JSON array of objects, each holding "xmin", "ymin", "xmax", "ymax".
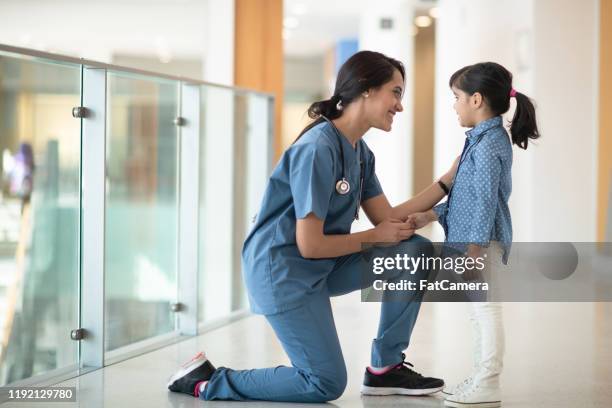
[
  {"xmin": 0, "ymin": 43, "xmax": 274, "ymax": 388},
  {"xmin": 104, "ymin": 71, "xmax": 180, "ymax": 353}
]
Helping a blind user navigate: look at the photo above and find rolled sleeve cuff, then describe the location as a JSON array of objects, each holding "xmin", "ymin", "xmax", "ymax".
[{"xmin": 433, "ymin": 202, "xmax": 448, "ymax": 226}]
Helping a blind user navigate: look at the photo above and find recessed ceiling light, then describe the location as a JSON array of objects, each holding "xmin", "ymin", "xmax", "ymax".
[
  {"xmin": 414, "ymin": 15, "xmax": 432, "ymax": 28},
  {"xmin": 429, "ymin": 7, "xmax": 439, "ymax": 19}
]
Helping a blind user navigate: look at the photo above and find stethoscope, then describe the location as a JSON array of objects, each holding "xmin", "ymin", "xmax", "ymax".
[{"xmin": 321, "ymin": 116, "xmax": 365, "ymax": 220}]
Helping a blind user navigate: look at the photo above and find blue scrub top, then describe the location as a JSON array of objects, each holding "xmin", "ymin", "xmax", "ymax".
[{"xmin": 242, "ymin": 121, "xmax": 384, "ymax": 315}]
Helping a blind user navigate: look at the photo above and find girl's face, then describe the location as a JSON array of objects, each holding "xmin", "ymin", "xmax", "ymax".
[
  {"xmin": 364, "ymin": 69, "xmax": 405, "ymax": 131},
  {"xmin": 452, "ymin": 86, "xmax": 478, "ymax": 128}
]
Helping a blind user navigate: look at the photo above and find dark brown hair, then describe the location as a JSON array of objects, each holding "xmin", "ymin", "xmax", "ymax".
[
  {"xmin": 450, "ymin": 62, "xmax": 540, "ymax": 149},
  {"xmin": 295, "ymin": 50, "xmax": 405, "ymax": 142}
]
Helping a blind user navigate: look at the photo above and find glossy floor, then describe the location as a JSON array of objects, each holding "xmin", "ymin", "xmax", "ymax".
[{"xmin": 4, "ymin": 295, "xmax": 611, "ymax": 407}]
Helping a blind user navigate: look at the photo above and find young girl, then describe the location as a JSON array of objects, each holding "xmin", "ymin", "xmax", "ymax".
[{"xmin": 408, "ymin": 62, "xmax": 540, "ymax": 407}]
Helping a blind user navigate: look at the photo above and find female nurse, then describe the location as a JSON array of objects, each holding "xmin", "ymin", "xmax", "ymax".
[{"xmin": 168, "ymin": 50, "xmax": 458, "ymax": 403}]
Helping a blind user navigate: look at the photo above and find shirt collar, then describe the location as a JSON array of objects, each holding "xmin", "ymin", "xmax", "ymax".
[{"xmin": 465, "ymin": 116, "xmax": 503, "ymax": 141}]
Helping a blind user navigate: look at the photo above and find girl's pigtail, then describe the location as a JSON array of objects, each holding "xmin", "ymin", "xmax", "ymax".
[{"xmin": 510, "ymin": 92, "xmax": 540, "ymax": 149}]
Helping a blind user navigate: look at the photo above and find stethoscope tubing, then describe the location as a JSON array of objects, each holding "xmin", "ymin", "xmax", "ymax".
[{"xmin": 320, "ymin": 115, "xmax": 365, "ymax": 220}]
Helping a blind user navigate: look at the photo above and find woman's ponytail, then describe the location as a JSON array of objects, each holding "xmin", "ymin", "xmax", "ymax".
[
  {"xmin": 510, "ymin": 92, "xmax": 540, "ymax": 150},
  {"xmin": 308, "ymin": 95, "xmax": 343, "ymax": 120}
]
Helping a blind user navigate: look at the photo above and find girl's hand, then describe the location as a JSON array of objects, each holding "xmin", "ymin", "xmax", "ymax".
[
  {"xmin": 371, "ymin": 219, "xmax": 414, "ymax": 243},
  {"xmin": 406, "ymin": 210, "xmax": 437, "ymax": 230}
]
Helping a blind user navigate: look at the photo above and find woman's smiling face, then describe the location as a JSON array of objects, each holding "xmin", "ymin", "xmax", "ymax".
[{"xmin": 364, "ymin": 68, "xmax": 405, "ymax": 131}]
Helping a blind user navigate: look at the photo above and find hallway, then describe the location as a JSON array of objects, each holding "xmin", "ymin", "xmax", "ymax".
[{"xmin": 5, "ymin": 294, "xmax": 610, "ymax": 407}]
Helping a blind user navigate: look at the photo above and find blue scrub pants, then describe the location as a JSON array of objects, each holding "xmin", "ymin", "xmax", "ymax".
[{"xmin": 202, "ymin": 235, "xmax": 432, "ymax": 402}]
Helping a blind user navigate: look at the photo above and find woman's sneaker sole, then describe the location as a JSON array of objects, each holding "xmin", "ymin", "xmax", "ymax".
[
  {"xmin": 444, "ymin": 400, "xmax": 501, "ymax": 408},
  {"xmin": 361, "ymin": 385, "xmax": 445, "ymax": 396}
]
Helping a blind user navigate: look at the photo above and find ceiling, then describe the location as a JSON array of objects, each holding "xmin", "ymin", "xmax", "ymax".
[
  {"xmin": 283, "ymin": 0, "xmax": 361, "ymax": 58},
  {"xmin": 282, "ymin": 0, "xmax": 438, "ymax": 58}
]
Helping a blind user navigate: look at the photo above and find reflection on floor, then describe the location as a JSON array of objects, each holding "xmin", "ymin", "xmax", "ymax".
[{"xmin": 4, "ymin": 294, "xmax": 612, "ymax": 407}]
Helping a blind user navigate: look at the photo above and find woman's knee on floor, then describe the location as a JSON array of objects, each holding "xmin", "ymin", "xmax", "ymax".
[{"xmin": 306, "ymin": 365, "xmax": 347, "ymax": 402}]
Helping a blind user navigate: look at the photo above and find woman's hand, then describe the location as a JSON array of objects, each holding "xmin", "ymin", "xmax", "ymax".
[
  {"xmin": 406, "ymin": 210, "xmax": 437, "ymax": 230},
  {"xmin": 440, "ymin": 154, "xmax": 461, "ymax": 187},
  {"xmin": 370, "ymin": 219, "xmax": 414, "ymax": 243}
]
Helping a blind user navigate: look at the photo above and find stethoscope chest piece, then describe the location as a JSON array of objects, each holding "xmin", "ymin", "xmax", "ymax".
[{"xmin": 336, "ymin": 178, "xmax": 351, "ymax": 195}]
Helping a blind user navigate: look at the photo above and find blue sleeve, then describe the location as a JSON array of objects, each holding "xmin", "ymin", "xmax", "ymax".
[
  {"xmin": 433, "ymin": 201, "xmax": 448, "ymax": 227},
  {"xmin": 361, "ymin": 144, "xmax": 384, "ymax": 202},
  {"xmin": 289, "ymin": 143, "xmax": 336, "ymax": 220},
  {"xmin": 468, "ymin": 146, "xmax": 502, "ymax": 244}
]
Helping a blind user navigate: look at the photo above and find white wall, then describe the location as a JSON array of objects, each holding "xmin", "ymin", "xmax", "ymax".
[
  {"xmin": 201, "ymin": 88, "xmax": 235, "ymax": 321},
  {"xmin": 203, "ymin": 0, "xmax": 234, "ymax": 85},
  {"xmin": 357, "ymin": 0, "xmax": 415, "ymax": 223},
  {"xmin": 530, "ymin": 0, "xmax": 599, "ymax": 241},
  {"xmin": 199, "ymin": 0, "xmax": 236, "ymax": 321},
  {"xmin": 434, "ymin": 0, "xmax": 598, "ymax": 242}
]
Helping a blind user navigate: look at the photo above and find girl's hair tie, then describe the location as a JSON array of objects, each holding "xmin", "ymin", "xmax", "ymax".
[{"xmin": 509, "ymin": 88, "xmax": 517, "ymax": 97}]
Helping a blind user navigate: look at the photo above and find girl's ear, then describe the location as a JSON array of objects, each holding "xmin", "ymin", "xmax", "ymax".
[{"xmin": 471, "ymin": 92, "xmax": 483, "ymax": 109}]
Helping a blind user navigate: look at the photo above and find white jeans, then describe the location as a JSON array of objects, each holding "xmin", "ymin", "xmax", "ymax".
[
  {"xmin": 469, "ymin": 302, "xmax": 504, "ymax": 387},
  {"xmin": 469, "ymin": 242, "xmax": 505, "ymax": 388}
]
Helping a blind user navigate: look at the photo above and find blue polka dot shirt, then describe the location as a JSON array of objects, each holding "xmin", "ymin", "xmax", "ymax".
[{"xmin": 433, "ymin": 116, "xmax": 513, "ymax": 264}]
